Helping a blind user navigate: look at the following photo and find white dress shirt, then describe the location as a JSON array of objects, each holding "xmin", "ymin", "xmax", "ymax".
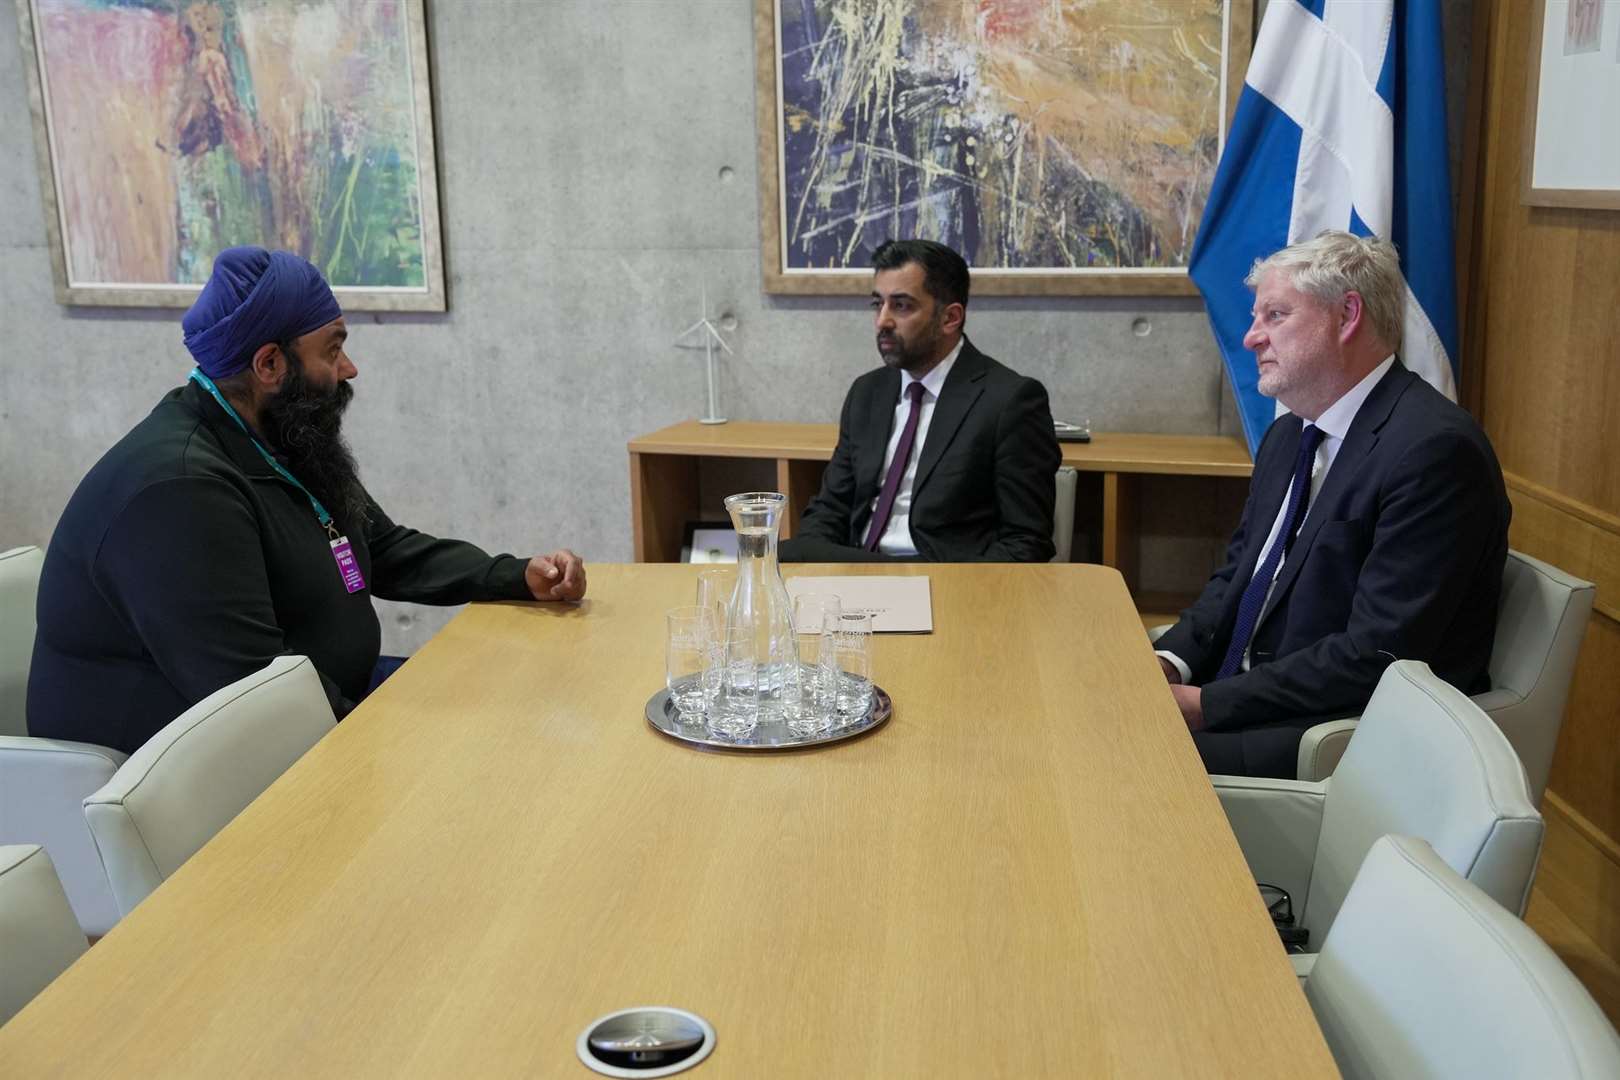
[
  {"xmin": 871, "ymin": 340, "xmax": 963, "ymax": 556},
  {"xmin": 1159, "ymin": 355, "xmax": 1395, "ymax": 682}
]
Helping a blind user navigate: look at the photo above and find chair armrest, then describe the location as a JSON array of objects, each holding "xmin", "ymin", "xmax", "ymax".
[
  {"xmin": 0, "ymin": 737, "xmax": 128, "ymax": 936},
  {"xmin": 1469, "ymin": 687, "xmax": 1522, "ymax": 713},
  {"xmin": 0, "ymin": 844, "xmax": 88, "ymax": 1024},
  {"xmin": 1212, "ymin": 775, "xmax": 1328, "ymax": 920},
  {"xmin": 82, "ymin": 800, "xmax": 166, "ymax": 920},
  {"xmin": 1296, "ymin": 718, "xmax": 1360, "ymax": 782}
]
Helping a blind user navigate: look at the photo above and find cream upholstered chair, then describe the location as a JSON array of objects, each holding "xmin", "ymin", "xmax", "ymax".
[
  {"xmin": 84, "ymin": 655, "xmax": 335, "ymax": 918},
  {"xmin": 1297, "ymin": 550, "xmax": 1595, "ymax": 796},
  {"xmin": 1305, "ymin": 835, "xmax": 1620, "ymax": 1079},
  {"xmin": 0, "ymin": 546, "xmax": 45, "ymax": 726},
  {"xmin": 0, "ymin": 545, "xmax": 127, "ymax": 936},
  {"xmin": 1215, "ymin": 660, "xmax": 1542, "ymax": 958},
  {"xmin": 0, "ymin": 844, "xmax": 88, "ymax": 1024},
  {"xmin": 1051, "ymin": 467, "xmax": 1078, "ymax": 563}
]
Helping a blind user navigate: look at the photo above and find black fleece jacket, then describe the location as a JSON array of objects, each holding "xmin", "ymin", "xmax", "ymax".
[{"xmin": 28, "ymin": 381, "xmax": 530, "ymax": 753}]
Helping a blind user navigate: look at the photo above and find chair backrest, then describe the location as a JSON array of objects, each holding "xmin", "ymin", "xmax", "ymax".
[
  {"xmin": 0, "ymin": 737, "xmax": 127, "ymax": 937},
  {"xmin": 83, "ymin": 655, "xmax": 336, "ymax": 917},
  {"xmin": 1303, "ymin": 660, "xmax": 1542, "ymax": 943},
  {"xmin": 1051, "ymin": 467, "xmax": 1078, "ymax": 563},
  {"xmin": 0, "ymin": 843, "xmax": 88, "ymax": 1024},
  {"xmin": 0, "ymin": 545, "xmax": 45, "ymax": 738},
  {"xmin": 1481, "ymin": 549, "xmax": 1595, "ymax": 804},
  {"xmin": 1308, "ymin": 835, "xmax": 1620, "ymax": 1080}
]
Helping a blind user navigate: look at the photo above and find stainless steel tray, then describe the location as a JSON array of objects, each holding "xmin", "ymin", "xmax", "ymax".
[{"xmin": 644, "ymin": 683, "xmax": 892, "ymax": 751}]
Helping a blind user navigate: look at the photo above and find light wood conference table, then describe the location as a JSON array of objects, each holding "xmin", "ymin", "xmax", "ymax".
[{"xmin": 0, "ymin": 564, "xmax": 1335, "ymax": 1077}]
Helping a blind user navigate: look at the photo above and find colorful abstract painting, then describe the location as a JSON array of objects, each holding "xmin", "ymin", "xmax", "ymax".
[
  {"xmin": 759, "ymin": 0, "xmax": 1249, "ymax": 294},
  {"xmin": 17, "ymin": 0, "xmax": 444, "ymax": 309}
]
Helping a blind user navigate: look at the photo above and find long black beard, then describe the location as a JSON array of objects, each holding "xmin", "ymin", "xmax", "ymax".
[{"xmin": 261, "ymin": 358, "xmax": 371, "ymax": 532}]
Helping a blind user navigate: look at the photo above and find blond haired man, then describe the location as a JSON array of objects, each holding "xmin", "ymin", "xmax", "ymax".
[{"xmin": 1156, "ymin": 231, "xmax": 1510, "ymax": 776}]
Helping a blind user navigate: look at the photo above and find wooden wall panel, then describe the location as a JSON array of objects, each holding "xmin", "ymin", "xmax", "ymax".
[
  {"xmin": 1506, "ymin": 478, "xmax": 1620, "ymax": 840},
  {"xmin": 1478, "ymin": 211, "xmax": 1620, "ymax": 510},
  {"xmin": 1548, "ymin": 616, "xmax": 1620, "ymax": 843},
  {"xmin": 1526, "ymin": 794, "xmax": 1620, "ymax": 1024},
  {"xmin": 1464, "ymin": 0, "xmax": 1620, "ymax": 986},
  {"xmin": 1469, "ymin": 0, "xmax": 1620, "ymax": 777},
  {"xmin": 1471, "ymin": 0, "xmax": 1620, "ymax": 517},
  {"xmin": 1507, "ymin": 475, "xmax": 1620, "ymax": 623}
]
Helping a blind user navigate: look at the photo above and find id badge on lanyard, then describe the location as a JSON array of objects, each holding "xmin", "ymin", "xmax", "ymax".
[{"xmin": 329, "ymin": 533, "xmax": 367, "ymax": 594}]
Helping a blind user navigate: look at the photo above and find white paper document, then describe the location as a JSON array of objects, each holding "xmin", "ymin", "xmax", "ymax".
[{"xmin": 784, "ymin": 575, "xmax": 933, "ymax": 633}]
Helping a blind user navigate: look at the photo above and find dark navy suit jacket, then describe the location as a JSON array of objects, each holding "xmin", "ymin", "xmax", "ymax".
[
  {"xmin": 785, "ymin": 338, "xmax": 1060, "ymax": 563},
  {"xmin": 1157, "ymin": 362, "xmax": 1511, "ymax": 776}
]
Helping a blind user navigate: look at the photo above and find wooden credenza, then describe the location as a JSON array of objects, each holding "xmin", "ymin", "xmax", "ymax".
[{"xmin": 628, "ymin": 421, "xmax": 1252, "ymax": 607}]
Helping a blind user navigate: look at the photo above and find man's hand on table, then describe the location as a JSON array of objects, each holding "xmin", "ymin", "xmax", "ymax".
[{"xmin": 525, "ymin": 549, "xmax": 587, "ymax": 601}]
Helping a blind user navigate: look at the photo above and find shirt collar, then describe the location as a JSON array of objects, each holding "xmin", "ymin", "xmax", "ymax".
[
  {"xmin": 901, "ymin": 338, "xmax": 963, "ymax": 401},
  {"xmin": 1311, "ymin": 354, "xmax": 1395, "ymax": 441}
]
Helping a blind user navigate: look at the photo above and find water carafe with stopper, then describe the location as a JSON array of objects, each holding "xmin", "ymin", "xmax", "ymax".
[{"xmin": 723, "ymin": 492, "xmax": 796, "ymax": 720}]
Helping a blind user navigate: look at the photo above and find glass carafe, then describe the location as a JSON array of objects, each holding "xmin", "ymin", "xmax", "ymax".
[{"xmin": 723, "ymin": 491, "xmax": 796, "ymax": 720}]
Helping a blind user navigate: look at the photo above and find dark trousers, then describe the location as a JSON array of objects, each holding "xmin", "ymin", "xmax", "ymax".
[
  {"xmin": 1191, "ymin": 720, "xmax": 1315, "ymax": 779},
  {"xmin": 364, "ymin": 654, "xmax": 409, "ymax": 698}
]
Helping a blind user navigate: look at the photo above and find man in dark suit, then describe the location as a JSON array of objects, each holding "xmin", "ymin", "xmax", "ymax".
[
  {"xmin": 1156, "ymin": 230, "xmax": 1510, "ymax": 777},
  {"xmin": 781, "ymin": 239, "xmax": 1061, "ymax": 563}
]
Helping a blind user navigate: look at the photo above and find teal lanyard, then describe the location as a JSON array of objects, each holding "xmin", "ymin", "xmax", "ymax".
[{"xmin": 189, "ymin": 368, "xmax": 338, "ymax": 536}]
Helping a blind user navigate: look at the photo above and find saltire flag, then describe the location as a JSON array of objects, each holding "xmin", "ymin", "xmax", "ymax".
[{"xmin": 1189, "ymin": 0, "xmax": 1460, "ymax": 456}]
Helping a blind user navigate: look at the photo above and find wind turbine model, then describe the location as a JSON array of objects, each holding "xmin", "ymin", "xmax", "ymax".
[{"xmin": 674, "ymin": 283, "xmax": 733, "ymax": 425}]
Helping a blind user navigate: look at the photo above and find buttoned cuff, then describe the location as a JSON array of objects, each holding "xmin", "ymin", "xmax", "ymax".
[{"xmin": 1155, "ymin": 650, "xmax": 1192, "ymax": 685}]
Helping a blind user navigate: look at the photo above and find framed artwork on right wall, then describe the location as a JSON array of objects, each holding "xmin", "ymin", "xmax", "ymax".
[{"xmin": 1523, "ymin": 0, "xmax": 1620, "ymax": 210}]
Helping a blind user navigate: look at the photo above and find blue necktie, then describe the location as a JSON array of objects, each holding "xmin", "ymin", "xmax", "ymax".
[{"xmin": 1215, "ymin": 424, "xmax": 1325, "ymax": 680}]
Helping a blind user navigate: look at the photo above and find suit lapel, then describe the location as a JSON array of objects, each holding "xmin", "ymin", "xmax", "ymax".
[
  {"xmin": 1238, "ymin": 415, "xmax": 1304, "ymax": 588},
  {"xmin": 1258, "ymin": 364, "xmax": 1416, "ymax": 626},
  {"xmin": 857, "ymin": 367, "xmax": 903, "ymax": 495},
  {"xmin": 912, "ymin": 339, "xmax": 987, "ymax": 496}
]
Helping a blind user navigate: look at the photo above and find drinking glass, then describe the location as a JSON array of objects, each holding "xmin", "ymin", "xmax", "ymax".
[
  {"xmin": 666, "ymin": 605, "xmax": 719, "ymax": 720},
  {"xmin": 695, "ymin": 567, "xmax": 734, "ymax": 627},
  {"xmin": 783, "ymin": 592, "xmax": 839, "ymax": 735},
  {"xmin": 706, "ymin": 624, "xmax": 760, "ymax": 739},
  {"xmin": 820, "ymin": 610, "xmax": 874, "ymax": 723}
]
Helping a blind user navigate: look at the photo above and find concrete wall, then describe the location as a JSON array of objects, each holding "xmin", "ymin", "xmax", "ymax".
[{"xmin": 0, "ymin": 0, "xmax": 1468, "ymax": 654}]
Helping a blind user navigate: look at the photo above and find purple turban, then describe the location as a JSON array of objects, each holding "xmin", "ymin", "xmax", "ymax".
[{"xmin": 182, "ymin": 247, "xmax": 343, "ymax": 379}]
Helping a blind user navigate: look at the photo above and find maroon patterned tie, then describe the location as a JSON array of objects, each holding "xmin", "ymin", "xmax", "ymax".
[{"xmin": 864, "ymin": 382, "xmax": 927, "ymax": 550}]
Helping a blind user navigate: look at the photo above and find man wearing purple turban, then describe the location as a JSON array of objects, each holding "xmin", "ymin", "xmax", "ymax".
[{"xmin": 27, "ymin": 247, "xmax": 586, "ymax": 754}]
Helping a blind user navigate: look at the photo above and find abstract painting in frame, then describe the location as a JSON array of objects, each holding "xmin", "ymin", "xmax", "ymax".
[
  {"xmin": 14, "ymin": 0, "xmax": 446, "ymax": 310},
  {"xmin": 1522, "ymin": 0, "xmax": 1620, "ymax": 210},
  {"xmin": 754, "ymin": 0, "xmax": 1254, "ymax": 296}
]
